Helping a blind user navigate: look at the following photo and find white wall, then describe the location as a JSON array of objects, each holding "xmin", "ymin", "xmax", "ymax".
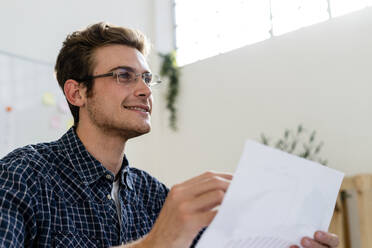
[
  {"xmin": 0, "ymin": 0, "xmax": 160, "ymax": 155},
  {"xmin": 131, "ymin": 7, "xmax": 372, "ymax": 186},
  {"xmin": 1, "ymin": 1, "xmax": 372, "ymax": 187},
  {"xmin": 0, "ymin": 0, "xmax": 155, "ymax": 63}
]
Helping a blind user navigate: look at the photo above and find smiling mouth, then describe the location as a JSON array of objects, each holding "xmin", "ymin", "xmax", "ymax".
[{"xmin": 124, "ymin": 106, "xmax": 150, "ymax": 113}]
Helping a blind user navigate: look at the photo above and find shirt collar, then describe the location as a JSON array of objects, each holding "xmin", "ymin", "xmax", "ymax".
[
  {"xmin": 58, "ymin": 127, "xmax": 134, "ymax": 190},
  {"xmin": 119, "ymin": 157, "xmax": 134, "ymax": 191}
]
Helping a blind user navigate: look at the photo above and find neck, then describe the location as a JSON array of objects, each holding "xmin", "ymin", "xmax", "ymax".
[{"xmin": 75, "ymin": 122, "xmax": 127, "ymax": 177}]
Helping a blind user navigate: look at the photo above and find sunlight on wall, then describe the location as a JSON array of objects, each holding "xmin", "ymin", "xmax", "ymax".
[{"xmin": 175, "ymin": 0, "xmax": 372, "ymax": 66}]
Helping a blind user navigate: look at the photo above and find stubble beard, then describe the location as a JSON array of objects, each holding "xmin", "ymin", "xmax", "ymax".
[{"xmin": 86, "ymin": 96, "xmax": 151, "ymax": 140}]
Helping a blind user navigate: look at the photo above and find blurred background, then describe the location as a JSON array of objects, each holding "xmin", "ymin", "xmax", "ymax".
[
  {"xmin": 1, "ymin": 0, "xmax": 371, "ymax": 185},
  {"xmin": 1, "ymin": 0, "xmax": 372, "ymax": 247}
]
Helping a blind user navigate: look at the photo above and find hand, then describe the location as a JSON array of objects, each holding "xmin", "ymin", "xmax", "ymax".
[
  {"xmin": 143, "ymin": 171, "xmax": 233, "ymax": 248},
  {"xmin": 290, "ymin": 231, "xmax": 339, "ymax": 248}
]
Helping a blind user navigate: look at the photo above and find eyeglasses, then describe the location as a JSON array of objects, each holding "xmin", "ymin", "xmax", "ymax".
[{"xmin": 78, "ymin": 67, "xmax": 162, "ymax": 87}]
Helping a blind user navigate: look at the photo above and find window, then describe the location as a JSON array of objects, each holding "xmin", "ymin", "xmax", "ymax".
[
  {"xmin": 271, "ymin": 0, "xmax": 329, "ymax": 36},
  {"xmin": 330, "ymin": 0, "xmax": 372, "ymax": 17},
  {"xmin": 175, "ymin": 0, "xmax": 271, "ymax": 66},
  {"xmin": 174, "ymin": 0, "xmax": 372, "ymax": 66}
]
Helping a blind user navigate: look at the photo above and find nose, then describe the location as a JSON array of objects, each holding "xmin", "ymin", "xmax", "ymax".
[{"xmin": 134, "ymin": 76, "xmax": 152, "ymax": 98}]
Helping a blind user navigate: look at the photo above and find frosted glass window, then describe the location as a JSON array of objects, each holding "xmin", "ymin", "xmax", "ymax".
[
  {"xmin": 175, "ymin": 0, "xmax": 371, "ymax": 66},
  {"xmin": 330, "ymin": 0, "xmax": 370, "ymax": 17},
  {"xmin": 271, "ymin": 0, "xmax": 329, "ymax": 35},
  {"xmin": 175, "ymin": 0, "xmax": 271, "ymax": 66}
]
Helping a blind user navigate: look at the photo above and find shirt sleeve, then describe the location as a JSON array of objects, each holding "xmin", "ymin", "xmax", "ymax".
[{"xmin": 0, "ymin": 157, "xmax": 37, "ymax": 247}]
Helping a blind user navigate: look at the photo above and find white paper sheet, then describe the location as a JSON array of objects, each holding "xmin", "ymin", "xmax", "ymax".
[{"xmin": 196, "ymin": 140, "xmax": 344, "ymax": 248}]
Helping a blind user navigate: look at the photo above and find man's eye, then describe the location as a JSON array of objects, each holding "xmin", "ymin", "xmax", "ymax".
[
  {"xmin": 143, "ymin": 74, "xmax": 152, "ymax": 84},
  {"xmin": 118, "ymin": 72, "xmax": 132, "ymax": 80},
  {"xmin": 144, "ymin": 77, "xmax": 152, "ymax": 84}
]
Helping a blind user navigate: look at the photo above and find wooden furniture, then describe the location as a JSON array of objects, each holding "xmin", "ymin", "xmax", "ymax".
[{"xmin": 329, "ymin": 174, "xmax": 372, "ymax": 248}]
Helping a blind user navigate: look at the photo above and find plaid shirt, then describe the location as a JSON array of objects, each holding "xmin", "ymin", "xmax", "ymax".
[{"xmin": 0, "ymin": 128, "xmax": 202, "ymax": 247}]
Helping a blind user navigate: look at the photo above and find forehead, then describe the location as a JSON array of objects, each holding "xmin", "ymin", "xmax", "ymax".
[{"xmin": 92, "ymin": 44, "xmax": 149, "ymax": 73}]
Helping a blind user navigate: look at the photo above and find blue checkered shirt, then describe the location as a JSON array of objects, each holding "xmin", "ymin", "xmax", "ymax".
[{"xmin": 0, "ymin": 128, "xmax": 203, "ymax": 247}]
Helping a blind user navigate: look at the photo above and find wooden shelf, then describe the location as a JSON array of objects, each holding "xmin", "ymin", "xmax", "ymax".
[{"xmin": 330, "ymin": 174, "xmax": 372, "ymax": 248}]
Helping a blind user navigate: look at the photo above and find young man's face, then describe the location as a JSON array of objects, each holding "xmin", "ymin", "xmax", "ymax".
[{"xmin": 83, "ymin": 44, "xmax": 153, "ymax": 139}]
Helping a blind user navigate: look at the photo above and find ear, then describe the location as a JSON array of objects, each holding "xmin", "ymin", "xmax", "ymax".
[{"xmin": 64, "ymin": 79, "xmax": 87, "ymax": 107}]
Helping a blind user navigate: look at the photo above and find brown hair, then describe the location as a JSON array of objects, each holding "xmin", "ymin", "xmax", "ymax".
[{"xmin": 54, "ymin": 22, "xmax": 150, "ymax": 126}]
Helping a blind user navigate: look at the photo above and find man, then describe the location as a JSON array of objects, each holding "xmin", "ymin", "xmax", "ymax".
[{"xmin": 0, "ymin": 22, "xmax": 339, "ymax": 248}]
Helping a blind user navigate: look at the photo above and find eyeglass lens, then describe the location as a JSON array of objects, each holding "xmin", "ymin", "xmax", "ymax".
[{"xmin": 115, "ymin": 68, "xmax": 153, "ymax": 85}]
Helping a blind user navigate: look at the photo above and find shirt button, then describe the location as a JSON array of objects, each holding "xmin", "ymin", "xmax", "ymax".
[
  {"xmin": 106, "ymin": 174, "xmax": 112, "ymax": 180},
  {"xmin": 107, "ymin": 194, "xmax": 112, "ymax": 200}
]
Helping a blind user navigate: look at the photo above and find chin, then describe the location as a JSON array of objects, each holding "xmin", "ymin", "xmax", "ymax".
[
  {"xmin": 137, "ymin": 125, "xmax": 151, "ymax": 135},
  {"xmin": 121, "ymin": 123, "xmax": 151, "ymax": 139}
]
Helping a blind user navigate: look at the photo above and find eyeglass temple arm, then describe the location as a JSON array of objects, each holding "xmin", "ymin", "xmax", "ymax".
[{"xmin": 78, "ymin": 72, "xmax": 114, "ymax": 82}]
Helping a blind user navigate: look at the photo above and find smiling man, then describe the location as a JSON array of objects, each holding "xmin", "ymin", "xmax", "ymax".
[{"xmin": 0, "ymin": 23, "xmax": 339, "ymax": 248}]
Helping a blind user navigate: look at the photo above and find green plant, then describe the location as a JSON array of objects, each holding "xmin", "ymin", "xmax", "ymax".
[
  {"xmin": 159, "ymin": 51, "xmax": 180, "ymax": 131},
  {"xmin": 260, "ymin": 124, "xmax": 328, "ymax": 165}
]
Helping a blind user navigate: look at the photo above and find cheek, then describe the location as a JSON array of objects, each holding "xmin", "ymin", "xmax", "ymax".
[
  {"xmin": 90, "ymin": 92, "xmax": 119, "ymax": 116},
  {"xmin": 104, "ymin": 88, "xmax": 126, "ymax": 109}
]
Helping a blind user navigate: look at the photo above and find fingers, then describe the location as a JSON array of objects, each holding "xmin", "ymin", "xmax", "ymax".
[
  {"xmin": 184, "ymin": 189, "xmax": 225, "ymax": 212},
  {"xmin": 187, "ymin": 175, "xmax": 231, "ymax": 198},
  {"xmin": 301, "ymin": 237, "xmax": 327, "ymax": 248},
  {"xmin": 169, "ymin": 171, "xmax": 232, "ymax": 203},
  {"xmin": 314, "ymin": 231, "xmax": 339, "ymax": 247},
  {"xmin": 300, "ymin": 231, "xmax": 339, "ymax": 248},
  {"xmin": 180, "ymin": 171, "xmax": 233, "ymax": 186}
]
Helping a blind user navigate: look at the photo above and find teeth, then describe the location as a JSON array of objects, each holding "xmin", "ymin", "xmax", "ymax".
[{"xmin": 125, "ymin": 106, "xmax": 148, "ymax": 112}]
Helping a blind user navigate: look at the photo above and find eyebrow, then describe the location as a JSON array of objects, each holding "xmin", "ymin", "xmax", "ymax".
[{"xmin": 109, "ymin": 65, "xmax": 151, "ymax": 74}]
